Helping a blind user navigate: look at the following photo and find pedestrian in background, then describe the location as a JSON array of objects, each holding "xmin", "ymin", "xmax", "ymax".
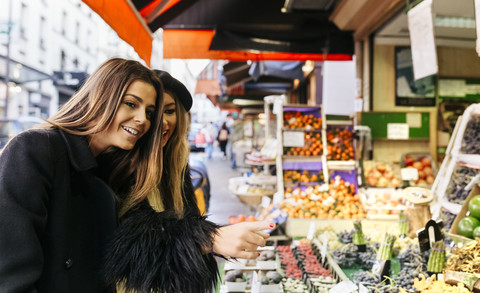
[
  {"xmin": 103, "ymin": 70, "xmax": 274, "ymax": 293},
  {"xmin": 205, "ymin": 121, "xmax": 217, "ymax": 159},
  {"xmin": 0, "ymin": 58, "xmax": 164, "ymax": 292},
  {"xmin": 217, "ymin": 121, "xmax": 230, "ymax": 159}
]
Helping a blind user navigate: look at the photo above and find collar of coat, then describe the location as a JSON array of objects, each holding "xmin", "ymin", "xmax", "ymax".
[{"xmin": 57, "ymin": 128, "xmax": 98, "ymax": 172}]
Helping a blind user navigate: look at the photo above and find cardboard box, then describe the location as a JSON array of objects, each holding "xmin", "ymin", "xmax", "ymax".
[{"xmin": 448, "ymin": 184, "xmax": 480, "ymax": 243}]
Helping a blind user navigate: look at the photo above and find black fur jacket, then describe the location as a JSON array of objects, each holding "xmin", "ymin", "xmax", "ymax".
[{"xmin": 102, "ymin": 168, "xmax": 220, "ymax": 293}]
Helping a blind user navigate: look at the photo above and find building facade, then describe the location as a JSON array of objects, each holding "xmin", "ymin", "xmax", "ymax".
[{"xmin": 0, "ymin": 0, "xmax": 144, "ymax": 119}]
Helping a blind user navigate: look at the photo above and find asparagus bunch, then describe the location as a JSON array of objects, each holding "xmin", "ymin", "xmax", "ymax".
[
  {"xmin": 427, "ymin": 240, "xmax": 446, "ymax": 273},
  {"xmin": 377, "ymin": 233, "xmax": 396, "ymax": 260},
  {"xmin": 398, "ymin": 211, "xmax": 408, "ymax": 237},
  {"xmin": 352, "ymin": 220, "xmax": 366, "ymax": 245}
]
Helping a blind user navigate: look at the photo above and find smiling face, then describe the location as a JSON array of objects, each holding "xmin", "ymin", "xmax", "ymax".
[
  {"xmin": 161, "ymin": 92, "xmax": 177, "ymax": 147},
  {"xmin": 89, "ymin": 80, "xmax": 157, "ymax": 156}
]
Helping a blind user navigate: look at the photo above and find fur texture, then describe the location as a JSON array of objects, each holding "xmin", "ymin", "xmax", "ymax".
[{"xmin": 102, "ymin": 200, "xmax": 220, "ymax": 293}]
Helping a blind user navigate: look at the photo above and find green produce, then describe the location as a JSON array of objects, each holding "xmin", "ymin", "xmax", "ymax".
[
  {"xmin": 426, "ymin": 240, "xmax": 446, "ymax": 273},
  {"xmin": 474, "ymin": 226, "xmax": 480, "ymax": 239},
  {"xmin": 469, "ymin": 195, "xmax": 480, "ymax": 218},
  {"xmin": 458, "ymin": 216, "xmax": 480, "ymax": 239},
  {"xmin": 376, "ymin": 233, "xmax": 396, "ymax": 260},
  {"xmin": 353, "ymin": 220, "xmax": 365, "ymax": 245},
  {"xmin": 398, "ymin": 211, "xmax": 408, "ymax": 236}
]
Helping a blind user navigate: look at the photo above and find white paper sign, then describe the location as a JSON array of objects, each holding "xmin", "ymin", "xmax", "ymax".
[
  {"xmin": 407, "ymin": 0, "xmax": 438, "ymax": 80},
  {"xmin": 406, "ymin": 113, "xmax": 422, "ymax": 128},
  {"xmin": 321, "ymin": 233, "xmax": 328, "ymax": 263},
  {"xmin": 261, "ymin": 196, "xmax": 271, "ymax": 209},
  {"xmin": 283, "ymin": 131, "xmax": 305, "ymax": 147},
  {"xmin": 307, "ymin": 221, "xmax": 316, "ymax": 240},
  {"xmin": 401, "ymin": 167, "xmax": 419, "ymax": 181},
  {"xmin": 387, "ymin": 123, "xmax": 409, "ymax": 139},
  {"xmin": 329, "ymin": 280, "xmax": 358, "ymax": 293}
]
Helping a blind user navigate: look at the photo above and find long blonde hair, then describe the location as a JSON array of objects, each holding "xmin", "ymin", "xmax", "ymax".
[
  {"xmin": 159, "ymin": 91, "xmax": 190, "ymax": 215},
  {"xmin": 40, "ymin": 58, "xmax": 164, "ymax": 216}
]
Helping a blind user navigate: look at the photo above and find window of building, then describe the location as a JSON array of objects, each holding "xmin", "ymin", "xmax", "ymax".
[
  {"xmin": 75, "ymin": 21, "xmax": 80, "ymax": 44},
  {"xmin": 85, "ymin": 29, "xmax": 89, "ymax": 52},
  {"xmin": 61, "ymin": 11, "xmax": 67, "ymax": 36},
  {"xmin": 20, "ymin": 3, "xmax": 27, "ymax": 39},
  {"xmin": 39, "ymin": 16, "xmax": 46, "ymax": 50},
  {"xmin": 61, "ymin": 50, "xmax": 66, "ymax": 70}
]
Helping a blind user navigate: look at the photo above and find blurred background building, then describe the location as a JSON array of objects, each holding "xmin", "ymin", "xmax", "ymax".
[{"xmin": 0, "ymin": 0, "xmax": 217, "ymax": 120}]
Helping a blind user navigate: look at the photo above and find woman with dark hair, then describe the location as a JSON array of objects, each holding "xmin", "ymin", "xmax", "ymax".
[
  {"xmin": 218, "ymin": 122, "xmax": 230, "ymax": 159},
  {"xmin": 103, "ymin": 70, "xmax": 273, "ymax": 293},
  {"xmin": 0, "ymin": 58, "xmax": 164, "ymax": 292}
]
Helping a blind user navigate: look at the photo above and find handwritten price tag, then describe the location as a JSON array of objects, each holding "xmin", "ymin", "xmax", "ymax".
[{"xmin": 283, "ymin": 131, "xmax": 304, "ymax": 147}]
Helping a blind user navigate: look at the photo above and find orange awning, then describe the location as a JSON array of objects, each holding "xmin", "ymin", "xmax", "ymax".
[
  {"xmin": 163, "ymin": 30, "xmax": 353, "ymax": 61},
  {"xmin": 82, "ymin": 0, "xmax": 153, "ymax": 65}
]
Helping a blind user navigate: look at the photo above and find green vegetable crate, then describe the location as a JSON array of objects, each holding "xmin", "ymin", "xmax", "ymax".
[{"xmin": 448, "ymin": 184, "xmax": 480, "ymax": 244}]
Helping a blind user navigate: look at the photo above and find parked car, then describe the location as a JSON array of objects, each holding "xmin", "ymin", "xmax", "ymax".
[
  {"xmin": 0, "ymin": 116, "xmax": 45, "ymax": 149},
  {"xmin": 189, "ymin": 156, "xmax": 211, "ymax": 214}
]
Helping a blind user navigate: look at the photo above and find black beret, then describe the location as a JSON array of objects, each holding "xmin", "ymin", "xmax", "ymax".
[{"xmin": 154, "ymin": 70, "xmax": 193, "ymax": 112}]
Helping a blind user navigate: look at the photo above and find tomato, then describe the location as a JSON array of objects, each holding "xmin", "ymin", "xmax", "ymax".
[
  {"xmin": 468, "ymin": 195, "xmax": 480, "ymax": 219},
  {"xmin": 458, "ymin": 216, "xmax": 480, "ymax": 239}
]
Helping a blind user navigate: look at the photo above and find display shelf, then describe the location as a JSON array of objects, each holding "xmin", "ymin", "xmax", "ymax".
[
  {"xmin": 245, "ymin": 159, "xmax": 276, "ymax": 166},
  {"xmin": 282, "ymin": 155, "xmax": 323, "ymax": 162},
  {"xmin": 283, "ymin": 103, "xmax": 322, "ymax": 109},
  {"xmin": 325, "ymin": 119, "xmax": 353, "ymax": 126},
  {"xmin": 281, "ymin": 127, "xmax": 323, "ymax": 132},
  {"xmin": 311, "ymin": 239, "xmax": 349, "ymax": 282},
  {"xmin": 285, "ymin": 218, "xmax": 397, "ymax": 238},
  {"xmin": 327, "ymin": 160, "xmax": 356, "ymax": 170}
]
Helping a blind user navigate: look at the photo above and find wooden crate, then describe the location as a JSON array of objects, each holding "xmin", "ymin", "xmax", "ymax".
[{"xmin": 448, "ymin": 184, "xmax": 480, "ymax": 244}]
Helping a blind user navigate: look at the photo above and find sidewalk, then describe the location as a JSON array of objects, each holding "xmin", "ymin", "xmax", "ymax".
[{"xmin": 190, "ymin": 150, "xmax": 250, "ymax": 225}]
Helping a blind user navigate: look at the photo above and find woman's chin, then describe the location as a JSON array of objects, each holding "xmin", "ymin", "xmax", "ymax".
[{"xmin": 161, "ymin": 138, "xmax": 169, "ymax": 148}]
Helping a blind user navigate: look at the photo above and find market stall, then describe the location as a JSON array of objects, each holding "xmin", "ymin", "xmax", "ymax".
[{"xmin": 217, "ymin": 103, "xmax": 480, "ymax": 293}]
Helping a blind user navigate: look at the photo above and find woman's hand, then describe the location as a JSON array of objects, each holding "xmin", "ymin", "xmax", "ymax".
[{"xmin": 212, "ymin": 221, "xmax": 275, "ymax": 259}]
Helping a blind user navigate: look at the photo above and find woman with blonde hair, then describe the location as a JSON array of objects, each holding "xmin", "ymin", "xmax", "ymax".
[
  {"xmin": 103, "ymin": 70, "xmax": 274, "ymax": 293},
  {"xmin": 0, "ymin": 58, "xmax": 164, "ymax": 292}
]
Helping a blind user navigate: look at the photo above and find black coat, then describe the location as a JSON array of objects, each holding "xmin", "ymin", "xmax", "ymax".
[
  {"xmin": 102, "ymin": 168, "xmax": 221, "ymax": 293},
  {"xmin": 0, "ymin": 128, "xmax": 117, "ymax": 293}
]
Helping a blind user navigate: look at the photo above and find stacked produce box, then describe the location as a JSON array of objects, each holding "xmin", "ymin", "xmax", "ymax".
[{"xmin": 278, "ymin": 105, "xmax": 363, "ymax": 221}]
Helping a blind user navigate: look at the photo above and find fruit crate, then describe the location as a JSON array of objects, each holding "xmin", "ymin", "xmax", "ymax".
[
  {"xmin": 401, "ymin": 152, "xmax": 436, "ymax": 187},
  {"xmin": 311, "ymin": 239, "xmax": 349, "ymax": 283},
  {"xmin": 450, "ymin": 103, "xmax": 480, "ymax": 156},
  {"xmin": 448, "ymin": 184, "xmax": 480, "ymax": 244},
  {"xmin": 363, "ymin": 160, "xmax": 402, "ymax": 188}
]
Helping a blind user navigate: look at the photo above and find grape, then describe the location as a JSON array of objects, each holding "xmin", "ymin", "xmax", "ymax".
[
  {"xmin": 338, "ymin": 230, "xmax": 353, "ymax": 244},
  {"xmin": 461, "ymin": 116, "xmax": 480, "ymax": 154}
]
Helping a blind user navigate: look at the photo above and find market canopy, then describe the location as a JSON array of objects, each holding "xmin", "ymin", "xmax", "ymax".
[{"xmin": 82, "ymin": 0, "xmax": 354, "ymax": 65}]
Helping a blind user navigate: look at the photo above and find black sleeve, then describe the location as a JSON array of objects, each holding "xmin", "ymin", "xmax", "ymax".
[
  {"xmin": 0, "ymin": 131, "xmax": 55, "ymax": 292},
  {"xmin": 102, "ymin": 170, "xmax": 221, "ymax": 293}
]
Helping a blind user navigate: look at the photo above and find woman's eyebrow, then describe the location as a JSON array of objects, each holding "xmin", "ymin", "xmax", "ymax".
[{"xmin": 125, "ymin": 94, "xmax": 156, "ymax": 109}]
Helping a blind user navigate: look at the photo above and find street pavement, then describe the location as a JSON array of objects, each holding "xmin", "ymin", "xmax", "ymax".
[{"xmin": 190, "ymin": 149, "xmax": 251, "ymax": 225}]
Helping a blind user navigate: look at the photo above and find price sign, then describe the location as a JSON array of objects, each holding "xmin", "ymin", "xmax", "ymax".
[
  {"xmin": 329, "ymin": 281, "xmax": 358, "ymax": 293},
  {"xmin": 387, "ymin": 123, "xmax": 409, "ymax": 139},
  {"xmin": 407, "ymin": 0, "xmax": 438, "ymax": 80},
  {"xmin": 401, "ymin": 167, "xmax": 419, "ymax": 181},
  {"xmin": 283, "ymin": 131, "xmax": 304, "ymax": 147}
]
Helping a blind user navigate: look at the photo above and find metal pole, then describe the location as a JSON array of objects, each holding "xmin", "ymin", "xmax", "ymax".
[{"xmin": 4, "ymin": 0, "xmax": 12, "ymax": 118}]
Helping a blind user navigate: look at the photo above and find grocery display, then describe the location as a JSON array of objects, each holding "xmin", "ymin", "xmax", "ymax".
[
  {"xmin": 218, "ymin": 102, "xmax": 480, "ymax": 293},
  {"xmin": 402, "ymin": 153, "xmax": 436, "ymax": 187},
  {"xmin": 326, "ymin": 126, "xmax": 355, "ymax": 161},
  {"xmin": 363, "ymin": 161, "xmax": 402, "ymax": 188}
]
